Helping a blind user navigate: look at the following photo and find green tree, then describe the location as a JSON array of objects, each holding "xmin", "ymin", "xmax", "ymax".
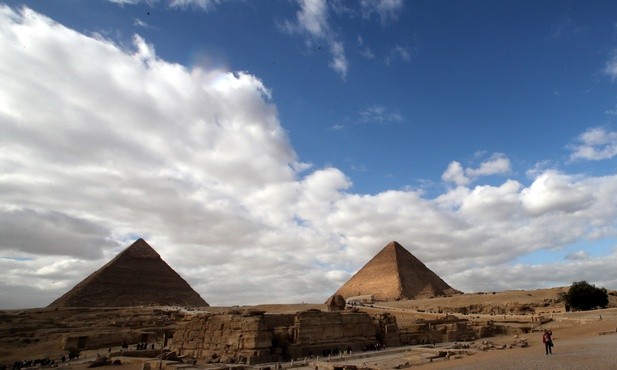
[{"xmin": 564, "ymin": 281, "xmax": 609, "ymax": 311}]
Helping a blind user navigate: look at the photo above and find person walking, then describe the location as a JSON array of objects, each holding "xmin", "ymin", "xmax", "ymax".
[{"xmin": 542, "ymin": 329, "xmax": 553, "ymax": 354}]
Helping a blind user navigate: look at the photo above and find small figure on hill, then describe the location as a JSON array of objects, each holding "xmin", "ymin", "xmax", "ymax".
[{"xmin": 542, "ymin": 329, "xmax": 553, "ymax": 355}]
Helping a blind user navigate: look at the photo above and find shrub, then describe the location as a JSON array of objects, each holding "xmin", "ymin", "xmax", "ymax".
[{"xmin": 563, "ymin": 281, "xmax": 609, "ymax": 311}]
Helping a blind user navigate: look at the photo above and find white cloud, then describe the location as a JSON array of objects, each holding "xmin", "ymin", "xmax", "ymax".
[
  {"xmin": 134, "ymin": 18, "xmax": 150, "ymax": 28},
  {"xmin": 3, "ymin": 5, "xmax": 617, "ymax": 309},
  {"xmin": 441, "ymin": 161, "xmax": 469, "ymax": 186},
  {"xmin": 441, "ymin": 154, "xmax": 511, "ymax": 186},
  {"xmin": 605, "ymin": 51, "xmax": 617, "ymax": 81},
  {"xmin": 283, "ymin": 0, "xmax": 348, "ymax": 79},
  {"xmin": 465, "ymin": 153, "xmax": 511, "ymax": 177},
  {"xmin": 447, "ymin": 256, "xmax": 617, "ymax": 294},
  {"xmin": 107, "ymin": 0, "xmax": 226, "ymax": 11},
  {"xmin": 385, "ymin": 44, "xmax": 411, "ymax": 65},
  {"xmin": 0, "ymin": 5, "xmax": 313, "ymax": 305},
  {"xmin": 565, "ymin": 250, "xmax": 589, "ymax": 261},
  {"xmin": 169, "ymin": 0, "xmax": 225, "ymax": 11},
  {"xmin": 360, "ymin": 0, "xmax": 404, "ymax": 24},
  {"xmin": 521, "ymin": 171, "xmax": 595, "ymax": 216},
  {"xmin": 358, "ymin": 105, "xmax": 403, "ymax": 124},
  {"xmin": 568, "ymin": 127, "xmax": 617, "ymax": 161},
  {"xmin": 357, "ymin": 35, "xmax": 375, "ymax": 59},
  {"xmin": 108, "ymin": 0, "xmax": 143, "ymax": 4}
]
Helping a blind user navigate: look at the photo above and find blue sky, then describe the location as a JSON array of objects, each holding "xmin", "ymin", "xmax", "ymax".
[
  {"xmin": 25, "ymin": 0, "xmax": 617, "ymax": 194},
  {"xmin": 2, "ymin": 1, "xmax": 617, "ymax": 308}
]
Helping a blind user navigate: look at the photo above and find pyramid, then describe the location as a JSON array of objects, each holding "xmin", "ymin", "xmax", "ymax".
[
  {"xmin": 48, "ymin": 238, "xmax": 209, "ymax": 308},
  {"xmin": 333, "ymin": 241, "xmax": 460, "ymax": 301}
]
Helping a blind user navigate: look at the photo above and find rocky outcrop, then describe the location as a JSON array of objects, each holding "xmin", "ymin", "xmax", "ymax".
[
  {"xmin": 172, "ymin": 310, "xmax": 276, "ymax": 364},
  {"xmin": 325, "ymin": 294, "xmax": 346, "ymax": 311}
]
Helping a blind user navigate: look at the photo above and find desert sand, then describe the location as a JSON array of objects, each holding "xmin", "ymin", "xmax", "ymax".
[{"xmin": 296, "ymin": 307, "xmax": 617, "ymax": 370}]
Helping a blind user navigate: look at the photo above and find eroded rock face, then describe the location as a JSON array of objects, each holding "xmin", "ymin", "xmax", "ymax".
[
  {"xmin": 172, "ymin": 312, "xmax": 275, "ymax": 364},
  {"xmin": 171, "ymin": 310, "xmax": 394, "ymax": 364},
  {"xmin": 325, "ymin": 294, "xmax": 346, "ymax": 311}
]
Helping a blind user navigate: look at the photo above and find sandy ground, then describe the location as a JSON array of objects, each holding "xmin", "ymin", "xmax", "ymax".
[
  {"xmin": 429, "ymin": 313, "xmax": 617, "ymax": 369},
  {"xmin": 293, "ymin": 310, "xmax": 617, "ymax": 370}
]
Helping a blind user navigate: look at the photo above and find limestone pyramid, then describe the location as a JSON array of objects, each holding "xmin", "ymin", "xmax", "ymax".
[
  {"xmin": 333, "ymin": 241, "xmax": 460, "ymax": 301},
  {"xmin": 48, "ymin": 238, "xmax": 209, "ymax": 308}
]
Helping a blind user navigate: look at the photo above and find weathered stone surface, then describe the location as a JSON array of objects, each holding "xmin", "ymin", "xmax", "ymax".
[
  {"xmin": 398, "ymin": 315, "xmax": 494, "ymax": 345},
  {"xmin": 334, "ymin": 241, "xmax": 460, "ymax": 301},
  {"xmin": 325, "ymin": 294, "xmax": 346, "ymax": 311},
  {"xmin": 171, "ymin": 310, "xmax": 393, "ymax": 364},
  {"xmin": 48, "ymin": 239, "xmax": 209, "ymax": 308},
  {"xmin": 172, "ymin": 312, "xmax": 275, "ymax": 364}
]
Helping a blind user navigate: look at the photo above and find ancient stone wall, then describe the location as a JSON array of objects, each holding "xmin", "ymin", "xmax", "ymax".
[
  {"xmin": 171, "ymin": 309, "xmax": 392, "ymax": 364},
  {"xmin": 399, "ymin": 318, "xmax": 478, "ymax": 345},
  {"xmin": 62, "ymin": 330, "xmax": 155, "ymax": 350},
  {"xmin": 286, "ymin": 310, "xmax": 378, "ymax": 359},
  {"xmin": 372, "ymin": 313, "xmax": 400, "ymax": 347},
  {"xmin": 171, "ymin": 311, "xmax": 278, "ymax": 365}
]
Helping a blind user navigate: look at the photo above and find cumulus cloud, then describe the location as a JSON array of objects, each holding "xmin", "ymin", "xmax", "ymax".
[
  {"xmin": 2, "ymin": 5, "xmax": 617, "ymax": 309},
  {"xmin": 521, "ymin": 171, "xmax": 595, "ymax": 216},
  {"xmin": 466, "ymin": 153, "xmax": 511, "ymax": 177},
  {"xmin": 441, "ymin": 162, "xmax": 469, "ymax": 186},
  {"xmin": 0, "ymin": 4, "xmax": 321, "ymax": 306},
  {"xmin": 442, "ymin": 154, "xmax": 511, "ymax": 186},
  {"xmin": 568, "ymin": 127, "xmax": 617, "ymax": 161}
]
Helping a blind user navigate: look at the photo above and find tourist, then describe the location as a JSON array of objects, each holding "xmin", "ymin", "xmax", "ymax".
[{"xmin": 542, "ymin": 329, "xmax": 553, "ymax": 355}]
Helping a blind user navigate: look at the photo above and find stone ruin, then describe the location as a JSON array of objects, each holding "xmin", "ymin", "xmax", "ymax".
[
  {"xmin": 325, "ymin": 294, "xmax": 346, "ymax": 311},
  {"xmin": 171, "ymin": 309, "xmax": 401, "ymax": 365},
  {"xmin": 398, "ymin": 315, "xmax": 501, "ymax": 345},
  {"xmin": 170, "ymin": 309, "xmax": 506, "ymax": 365}
]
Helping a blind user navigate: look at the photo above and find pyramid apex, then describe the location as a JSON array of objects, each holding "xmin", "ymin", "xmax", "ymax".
[
  {"xmin": 123, "ymin": 238, "xmax": 160, "ymax": 259},
  {"xmin": 385, "ymin": 241, "xmax": 403, "ymax": 248}
]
